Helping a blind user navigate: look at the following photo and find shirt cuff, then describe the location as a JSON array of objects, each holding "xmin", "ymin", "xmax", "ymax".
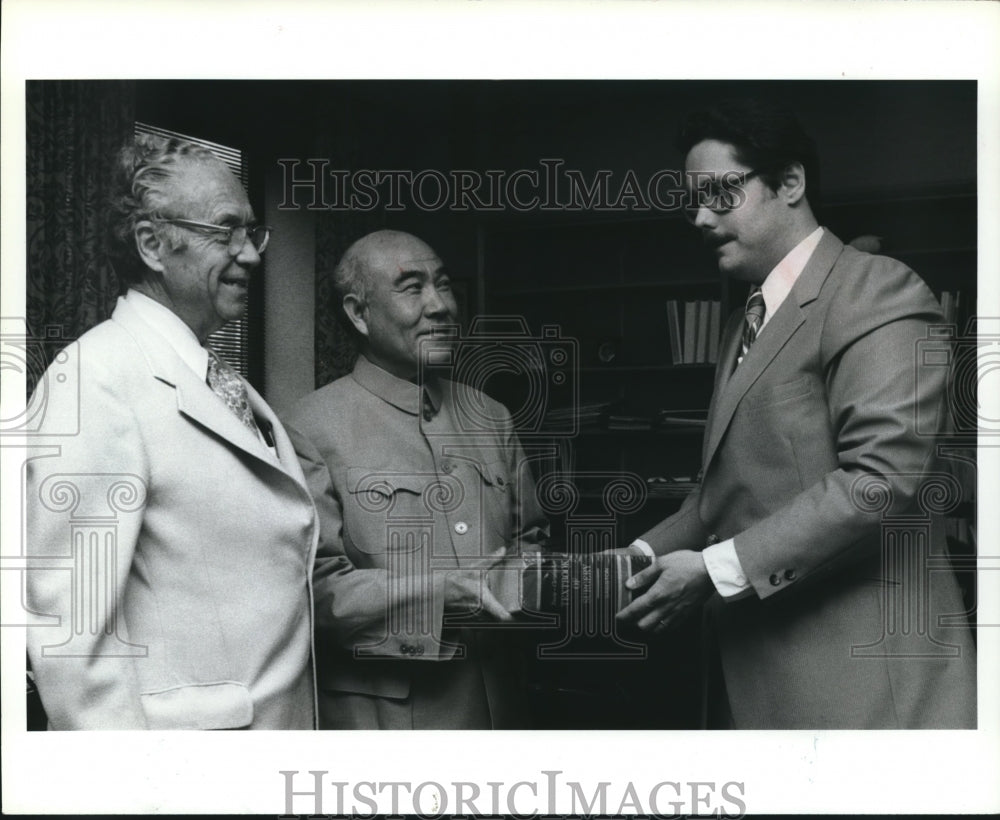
[
  {"xmin": 702, "ymin": 539, "xmax": 752, "ymax": 598},
  {"xmin": 629, "ymin": 539, "xmax": 655, "ymax": 558}
]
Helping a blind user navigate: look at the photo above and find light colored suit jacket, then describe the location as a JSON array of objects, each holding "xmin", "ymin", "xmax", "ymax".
[
  {"xmin": 26, "ymin": 296, "xmax": 318, "ymax": 729},
  {"xmin": 641, "ymin": 231, "xmax": 976, "ymax": 728},
  {"xmin": 283, "ymin": 356, "xmax": 548, "ymax": 729}
]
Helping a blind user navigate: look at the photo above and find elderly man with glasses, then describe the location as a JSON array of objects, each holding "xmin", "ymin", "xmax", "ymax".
[{"xmin": 25, "ymin": 134, "xmax": 319, "ymax": 729}]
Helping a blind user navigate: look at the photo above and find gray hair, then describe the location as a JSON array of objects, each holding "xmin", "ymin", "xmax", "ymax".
[{"xmin": 109, "ymin": 133, "xmax": 219, "ymax": 285}]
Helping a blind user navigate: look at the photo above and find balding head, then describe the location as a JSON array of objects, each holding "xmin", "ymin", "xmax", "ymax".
[
  {"xmin": 335, "ymin": 230, "xmax": 457, "ymax": 380},
  {"xmin": 333, "ymin": 230, "xmax": 433, "ymax": 304}
]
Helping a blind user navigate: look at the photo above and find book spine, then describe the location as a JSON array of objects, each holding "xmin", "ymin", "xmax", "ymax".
[{"xmin": 683, "ymin": 301, "xmax": 697, "ymax": 364}]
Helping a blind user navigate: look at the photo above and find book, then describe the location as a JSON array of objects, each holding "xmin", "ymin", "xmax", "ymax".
[
  {"xmin": 683, "ymin": 301, "xmax": 697, "ymax": 363},
  {"xmin": 666, "ymin": 300, "xmax": 683, "ymax": 364},
  {"xmin": 488, "ymin": 551, "xmax": 653, "ymax": 616},
  {"xmin": 693, "ymin": 300, "xmax": 708, "ymax": 362},
  {"xmin": 708, "ymin": 300, "xmax": 721, "ymax": 363}
]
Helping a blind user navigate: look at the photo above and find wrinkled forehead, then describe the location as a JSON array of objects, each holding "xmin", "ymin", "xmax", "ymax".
[
  {"xmin": 162, "ymin": 157, "xmax": 253, "ymax": 220},
  {"xmin": 368, "ymin": 238, "xmax": 443, "ymax": 280}
]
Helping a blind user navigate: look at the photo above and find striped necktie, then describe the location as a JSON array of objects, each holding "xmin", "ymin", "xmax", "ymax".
[
  {"xmin": 206, "ymin": 350, "xmax": 259, "ymax": 434},
  {"xmin": 738, "ymin": 287, "xmax": 766, "ymax": 365}
]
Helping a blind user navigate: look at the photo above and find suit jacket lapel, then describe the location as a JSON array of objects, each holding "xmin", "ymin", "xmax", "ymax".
[
  {"xmin": 111, "ymin": 299, "xmax": 288, "ymax": 472},
  {"xmin": 702, "ymin": 231, "xmax": 845, "ymax": 471}
]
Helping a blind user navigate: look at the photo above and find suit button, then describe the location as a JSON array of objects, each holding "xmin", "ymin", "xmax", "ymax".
[
  {"xmin": 769, "ymin": 573, "xmax": 782, "ymax": 586},
  {"xmin": 784, "ymin": 569, "xmax": 797, "ymax": 581},
  {"xmin": 400, "ymin": 644, "xmax": 414, "ymax": 655},
  {"xmin": 454, "ymin": 521, "xmax": 469, "ymax": 535},
  {"xmin": 495, "ymin": 475, "xmax": 506, "ymax": 489},
  {"xmin": 441, "ymin": 461, "xmax": 453, "ymax": 474},
  {"xmin": 414, "ymin": 646, "xmax": 424, "ymax": 656},
  {"xmin": 706, "ymin": 534, "xmax": 719, "ymax": 546}
]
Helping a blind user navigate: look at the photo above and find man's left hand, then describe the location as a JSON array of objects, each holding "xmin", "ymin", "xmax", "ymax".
[{"xmin": 616, "ymin": 550, "xmax": 714, "ymax": 632}]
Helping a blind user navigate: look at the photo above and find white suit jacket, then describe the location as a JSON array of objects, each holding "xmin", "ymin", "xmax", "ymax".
[{"xmin": 26, "ymin": 296, "xmax": 318, "ymax": 729}]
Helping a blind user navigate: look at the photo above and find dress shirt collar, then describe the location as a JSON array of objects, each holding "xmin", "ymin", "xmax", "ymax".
[
  {"xmin": 351, "ymin": 354, "xmax": 442, "ymax": 416},
  {"xmin": 124, "ymin": 289, "xmax": 209, "ymax": 379},
  {"xmin": 759, "ymin": 225, "xmax": 825, "ymax": 331}
]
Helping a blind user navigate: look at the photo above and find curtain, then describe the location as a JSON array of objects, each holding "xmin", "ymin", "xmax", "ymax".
[
  {"xmin": 312, "ymin": 93, "xmax": 385, "ymax": 388},
  {"xmin": 25, "ymin": 80, "xmax": 135, "ymax": 374}
]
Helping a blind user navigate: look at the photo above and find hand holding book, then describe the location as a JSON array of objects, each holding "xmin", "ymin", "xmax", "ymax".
[{"xmin": 487, "ymin": 548, "xmax": 653, "ymax": 617}]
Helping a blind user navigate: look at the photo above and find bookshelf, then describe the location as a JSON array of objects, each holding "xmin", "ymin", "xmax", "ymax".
[
  {"xmin": 478, "ymin": 214, "xmax": 718, "ymax": 729},
  {"xmin": 476, "ymin": 184, "xmax": 977, "ymax": 728}
]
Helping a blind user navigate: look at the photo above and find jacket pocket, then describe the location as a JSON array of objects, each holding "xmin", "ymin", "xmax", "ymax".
[
  {"xmin": 743, "ymin": 374, "xmax": 814, "ymax": 411},
  {"xmin": 140, "ymin": 681, "xmax": 254, "ymax": 730}
]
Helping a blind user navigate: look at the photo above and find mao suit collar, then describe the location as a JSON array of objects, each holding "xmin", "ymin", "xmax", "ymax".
[
  {"xmin": 703, "ymin": 230, "xmax": 845, "ymax": 470},
  {"xmin": 350, "ymin": 355, "xmax": 442, "ymax": 417}
]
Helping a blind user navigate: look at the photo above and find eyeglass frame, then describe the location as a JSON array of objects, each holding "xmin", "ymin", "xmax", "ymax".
[
  {"xmin": 154, "ymin": 217, "xmax": 272, "ymax": 256},
  {"xmin": 682, "ymin": 169, "xmax": 764, "ymax": 223}
]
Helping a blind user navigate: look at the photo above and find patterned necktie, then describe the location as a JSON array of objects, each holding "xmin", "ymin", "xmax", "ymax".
[
  {"xmin": 206, "ymin": 350, "xmax": 259, "ymax": 434},
  {"xmin": 739, "ymin": 287, "xmax": 766, "ymax": 365}
]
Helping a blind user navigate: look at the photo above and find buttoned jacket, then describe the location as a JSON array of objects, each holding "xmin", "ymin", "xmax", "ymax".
[
  {"xmin": 640, "ymin": 231, "xmax": 976, "ymax": 728},
  {"xmin": 284, "ymin": 356, "xmax": 548, "ymax": 727}
]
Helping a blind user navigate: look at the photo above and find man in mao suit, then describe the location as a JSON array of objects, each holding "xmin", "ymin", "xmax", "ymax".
[
  {"xmin": 26, "ymin": 135, "xmax": 318, "ymax": 729},
  {"xmin": 283, "ymin": 229, "xmax": 548, "ymax": 729},
  {"xmin": 618, "ymin": 99, "xmax": 976, "ymax": 729}
]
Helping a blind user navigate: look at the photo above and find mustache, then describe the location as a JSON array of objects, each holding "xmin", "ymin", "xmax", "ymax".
[{"xmin": 703, "ymin": 232, "xmax": 733, "ymax": 248}]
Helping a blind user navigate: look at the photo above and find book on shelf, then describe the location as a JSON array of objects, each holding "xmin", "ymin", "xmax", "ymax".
[
  {"xmin": 682, "ymin": 301, "xmax": 697, "ymax": 364},
  {"xmin": 544, "ymin": 402, "xmax": 610, "ymax": 431},
  {"xmin": 666, "ymin": 300, "xmax": 683, "ymax": 365},
  {"xmin": 694, "ymin": 300, "xmax": 710, "ymax": 363},
  {"xmin": 708, "ymin": 300, "xmax": 721, "ymax": 363},
  {"xmin": 606, "ymin": 413, "xmax": 654, "ymax": 431},
  {"xmin": 656, "ymin": 408, "xmax": 708, "ymax": 428},
  {"xmin": 666, "ymin": 298, "xmax": 723, "ymax": 364},
  {"xmin": 487, "ymin": 550, "xmax": 653, "ymax": 616}
]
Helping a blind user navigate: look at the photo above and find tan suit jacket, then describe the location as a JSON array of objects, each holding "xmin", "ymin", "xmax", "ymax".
[
  {"xmin": 641, "ymin": 231, "xmax": 976, "ymax": 728},
  {"xmin": 26, "ymin": 296, "xmax": 318, "ymax": 729},
  {"xmin": 284, "ymin": 356, "xmax": 548, "ymax": 729}
]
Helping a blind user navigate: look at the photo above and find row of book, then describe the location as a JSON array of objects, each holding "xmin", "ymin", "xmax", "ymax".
[{"xmin": 666, "ymin": 299, "xmax": 722, "ymax": 364}]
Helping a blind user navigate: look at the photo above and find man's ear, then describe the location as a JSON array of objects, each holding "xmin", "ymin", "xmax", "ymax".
[
  {"xmin": 342, "ymin": 294, "xmax": 369, "ymax": 338},
  {"xmin": 134, "ymin": 221, "xmax": 167, "ymax": 272},
  {"xmin": 778, "ymin": 162, "xmax": 807, "ymax": 206}
]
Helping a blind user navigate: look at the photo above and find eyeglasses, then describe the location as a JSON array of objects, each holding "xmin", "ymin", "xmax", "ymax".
[
  {"xmin": 157, "ymin": 218, "xmax": 271, "ymax": 256},
  {"xmin": 683, "ymin": 169, "xmax": 762, "ymax": 223}
]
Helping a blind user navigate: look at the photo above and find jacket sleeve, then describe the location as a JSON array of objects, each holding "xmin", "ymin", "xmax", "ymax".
[
  {"xmin": 636, "ymin": 487, "xmax": 711, "ymax": 556},
  {"xmin": 284, "ymin": 421, "xmax": 452, "ymax": 660},
  {"xmin": 25, "ymin": 356, "xmax": 149, "ymax": 729},
  {"xmin": 735, "ymin": 258, "xmax": 947, "ymax": 599}
]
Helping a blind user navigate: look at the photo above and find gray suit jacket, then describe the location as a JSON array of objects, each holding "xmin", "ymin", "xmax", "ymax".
[
  {"xmin": 26, "ymin": 296, "xmax": 318, "ymax": 729},
  {"xmin": 640, "ymin": 230, "xmax": 976, "ymax": 728}
]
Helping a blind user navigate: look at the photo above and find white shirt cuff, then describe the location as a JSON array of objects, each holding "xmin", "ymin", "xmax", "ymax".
[
  {"xmin": 629, "ymin": 539, "xmax": 655, "ymax": 558},
  {"xmin": 702, "ymin": 539, "xmax": 752, "ymax": 598}
]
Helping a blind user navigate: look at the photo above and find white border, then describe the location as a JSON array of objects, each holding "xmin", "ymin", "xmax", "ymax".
[{"xmin": 3, "ymin": 0, "xmax": 999, "ymax": 815}]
